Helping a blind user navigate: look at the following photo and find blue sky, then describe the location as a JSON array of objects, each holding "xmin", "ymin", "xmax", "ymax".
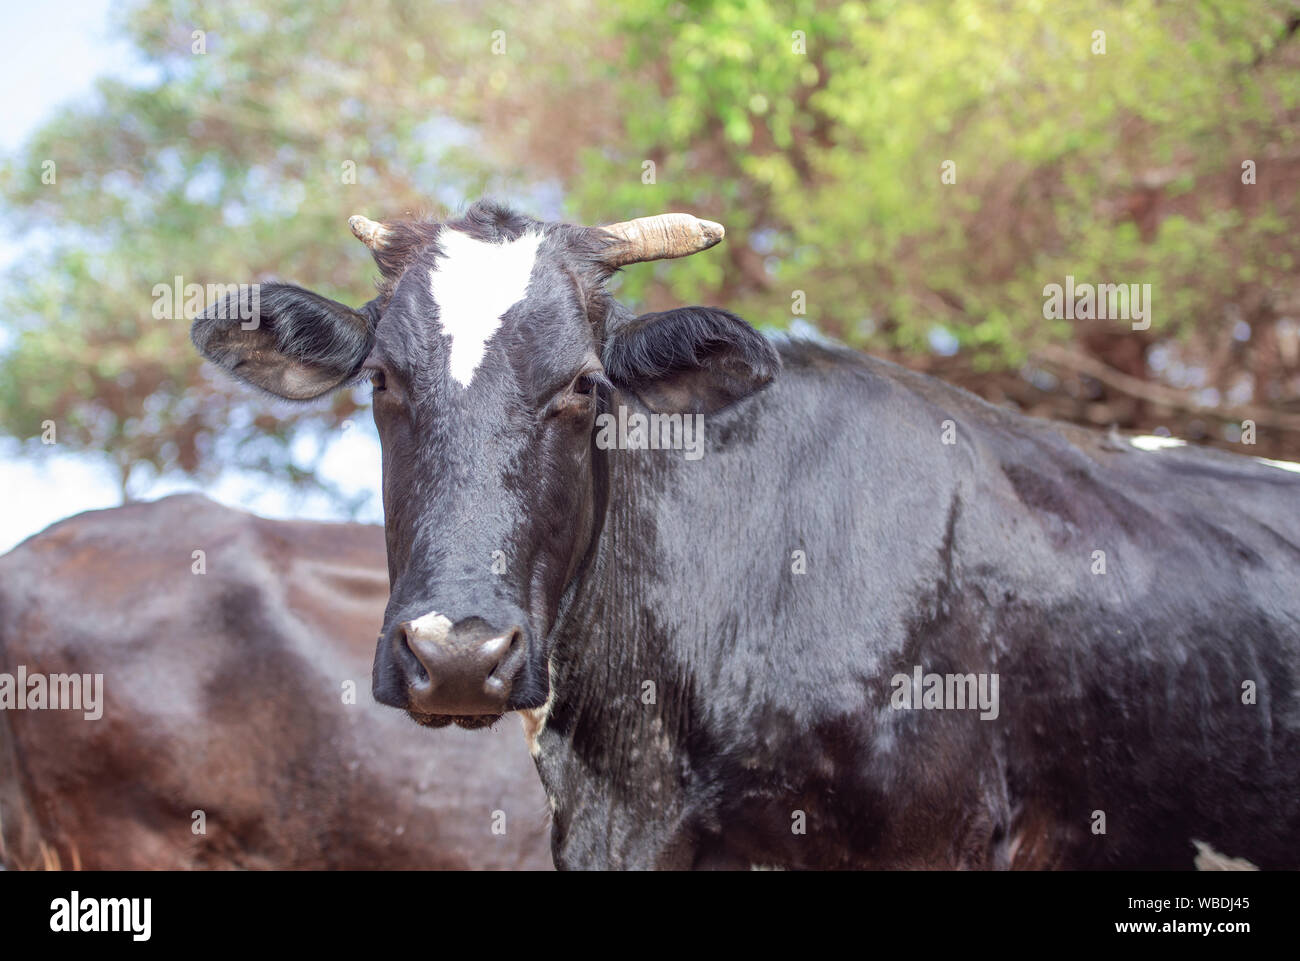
[
  {"xmin": 0, "ymin": 0, "xmax": 380, "ymax": 551},
  {"xmin": 0, "ymin": 1, "xmax": 137, "ymax": 150}
]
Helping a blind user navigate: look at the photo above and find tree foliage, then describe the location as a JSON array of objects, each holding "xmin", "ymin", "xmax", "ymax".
[{"xmin": 2, "ymin": 0, "xmax": 1299, "ymax": 500}]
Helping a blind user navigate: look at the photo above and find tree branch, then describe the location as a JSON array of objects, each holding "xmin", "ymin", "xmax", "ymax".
[{"xmin": 1032, "ymin": 343, "xmax": 1300, "ymax": 432}]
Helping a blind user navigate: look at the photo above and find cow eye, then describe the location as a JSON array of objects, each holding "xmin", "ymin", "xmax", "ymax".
[
  {"xmin": 573, "ymin": 374, "xmax": 596, "ymax": 396},
  {"xmin": 369, "ymin": 370, "xmax": 386, "ymax": 392}
]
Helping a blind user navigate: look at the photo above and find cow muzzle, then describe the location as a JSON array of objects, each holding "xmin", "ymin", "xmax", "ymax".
[{"xmin": 374, "ymin": 612, "xmax": 526, "ymax": 725}]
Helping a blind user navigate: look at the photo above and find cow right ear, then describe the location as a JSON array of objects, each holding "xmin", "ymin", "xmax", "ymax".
[
  {"xmin": 602, "ymin": 305, "xmax": 780, "ymax": 414},
  {"xmin": 191, "ymin": 283, "xmax": 374, "ymax": 400}
]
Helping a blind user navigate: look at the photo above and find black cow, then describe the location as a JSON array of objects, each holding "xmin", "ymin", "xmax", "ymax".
[
  {"xmin": 0, "ymin": 495, "xmax": 551, "ymax": 870},
  {"xmin": 193, "ymin": 200, "xmax": 1300, "ymax": 869}
]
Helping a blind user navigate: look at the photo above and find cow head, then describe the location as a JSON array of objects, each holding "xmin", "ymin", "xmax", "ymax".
[{"xmin": 193, "ymin": 200, "xmax": 778, "ymax": 729}]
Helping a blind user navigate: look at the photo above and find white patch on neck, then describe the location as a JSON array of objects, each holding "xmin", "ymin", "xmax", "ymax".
[
  {"xmin": 1130, "ymin": 435, "xmax": 1186, "ymax": 451},
  {"xmin": 1254, "ymin": 455, "xmax": 1300, "ymax": 474},
  {"xmin": 1192, "ymin": 839, "xmax": 1259, "ymax": 871},
  {"xmin": 429, "ymin": 228, "xmax": 544, "ymax": 387},
  {"xmin": 518, "ymin": 658, "xmax": 556, "ymax": 758}
]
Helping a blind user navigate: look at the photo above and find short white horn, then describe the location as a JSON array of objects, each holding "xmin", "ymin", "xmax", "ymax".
[
  {"xmin": 599, "ymin": 213, "xmax": 725, "ymax": 266},
  {"xmin": 349, "ymin": 214, "xmax": 391, "ymax": 250}
]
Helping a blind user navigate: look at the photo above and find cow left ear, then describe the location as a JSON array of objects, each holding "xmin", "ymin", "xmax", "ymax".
[
  {"xmin": 192, "ymin": 283, "xmax": 374, "ymax": 401},
  {"xmin": 602, "ymin": 306, "xmax": 780, "ymax": 414}
]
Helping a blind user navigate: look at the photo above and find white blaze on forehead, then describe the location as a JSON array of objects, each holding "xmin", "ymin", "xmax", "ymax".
[{"xmin": 428, "ymin": 227, "xmax": 545, "ymax": 387}]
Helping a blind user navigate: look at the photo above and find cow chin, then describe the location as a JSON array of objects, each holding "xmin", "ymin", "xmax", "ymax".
[{"xmin": 406, "ymin": 710, "xmax": 503, "ymax": 730}]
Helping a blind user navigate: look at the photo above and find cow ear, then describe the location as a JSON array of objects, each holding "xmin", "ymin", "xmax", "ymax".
[
  {"xmin": 191, "ymin": 283, "xmax": 373, "ymax": 400},
  {"xmin": 602, "ymin": 306, "xmax": 780, "ymax": 414}
]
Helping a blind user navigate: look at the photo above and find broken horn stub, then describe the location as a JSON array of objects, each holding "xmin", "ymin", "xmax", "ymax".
[
  {"xmin": 349, "ymin": 215, "xmax": 391, "ymax": 250},
  {"xmin": 599, "ymin": 213, "xmax": 725, "ymax": 266}
]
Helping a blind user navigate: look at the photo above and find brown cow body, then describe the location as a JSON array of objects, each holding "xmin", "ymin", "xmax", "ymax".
[{"xmin": 0, "ymin": 494, "xmax": 551, "ymax": 870}]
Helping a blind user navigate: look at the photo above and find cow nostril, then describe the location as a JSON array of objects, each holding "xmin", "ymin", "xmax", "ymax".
[
  {"xmin": 397, "ymin": 625, "xmax": 430, "ymax": 683},
  {"xmin": 486, "ymin": 627, "xmax": 524, "ymax": 681},
  {"xmin": 479, "ymin": 632, "xmax": 511, "ymax": 667}
]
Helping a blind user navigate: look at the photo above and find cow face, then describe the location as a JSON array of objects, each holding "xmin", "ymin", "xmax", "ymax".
[{"xmin": 193, "ymin": 200, "xmax": 778, "ymax": 729}]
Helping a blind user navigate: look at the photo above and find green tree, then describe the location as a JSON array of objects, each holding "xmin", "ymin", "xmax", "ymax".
[{"xmin": 3, "ymin": 0, "xmax": 1299, "ymax": 500}]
